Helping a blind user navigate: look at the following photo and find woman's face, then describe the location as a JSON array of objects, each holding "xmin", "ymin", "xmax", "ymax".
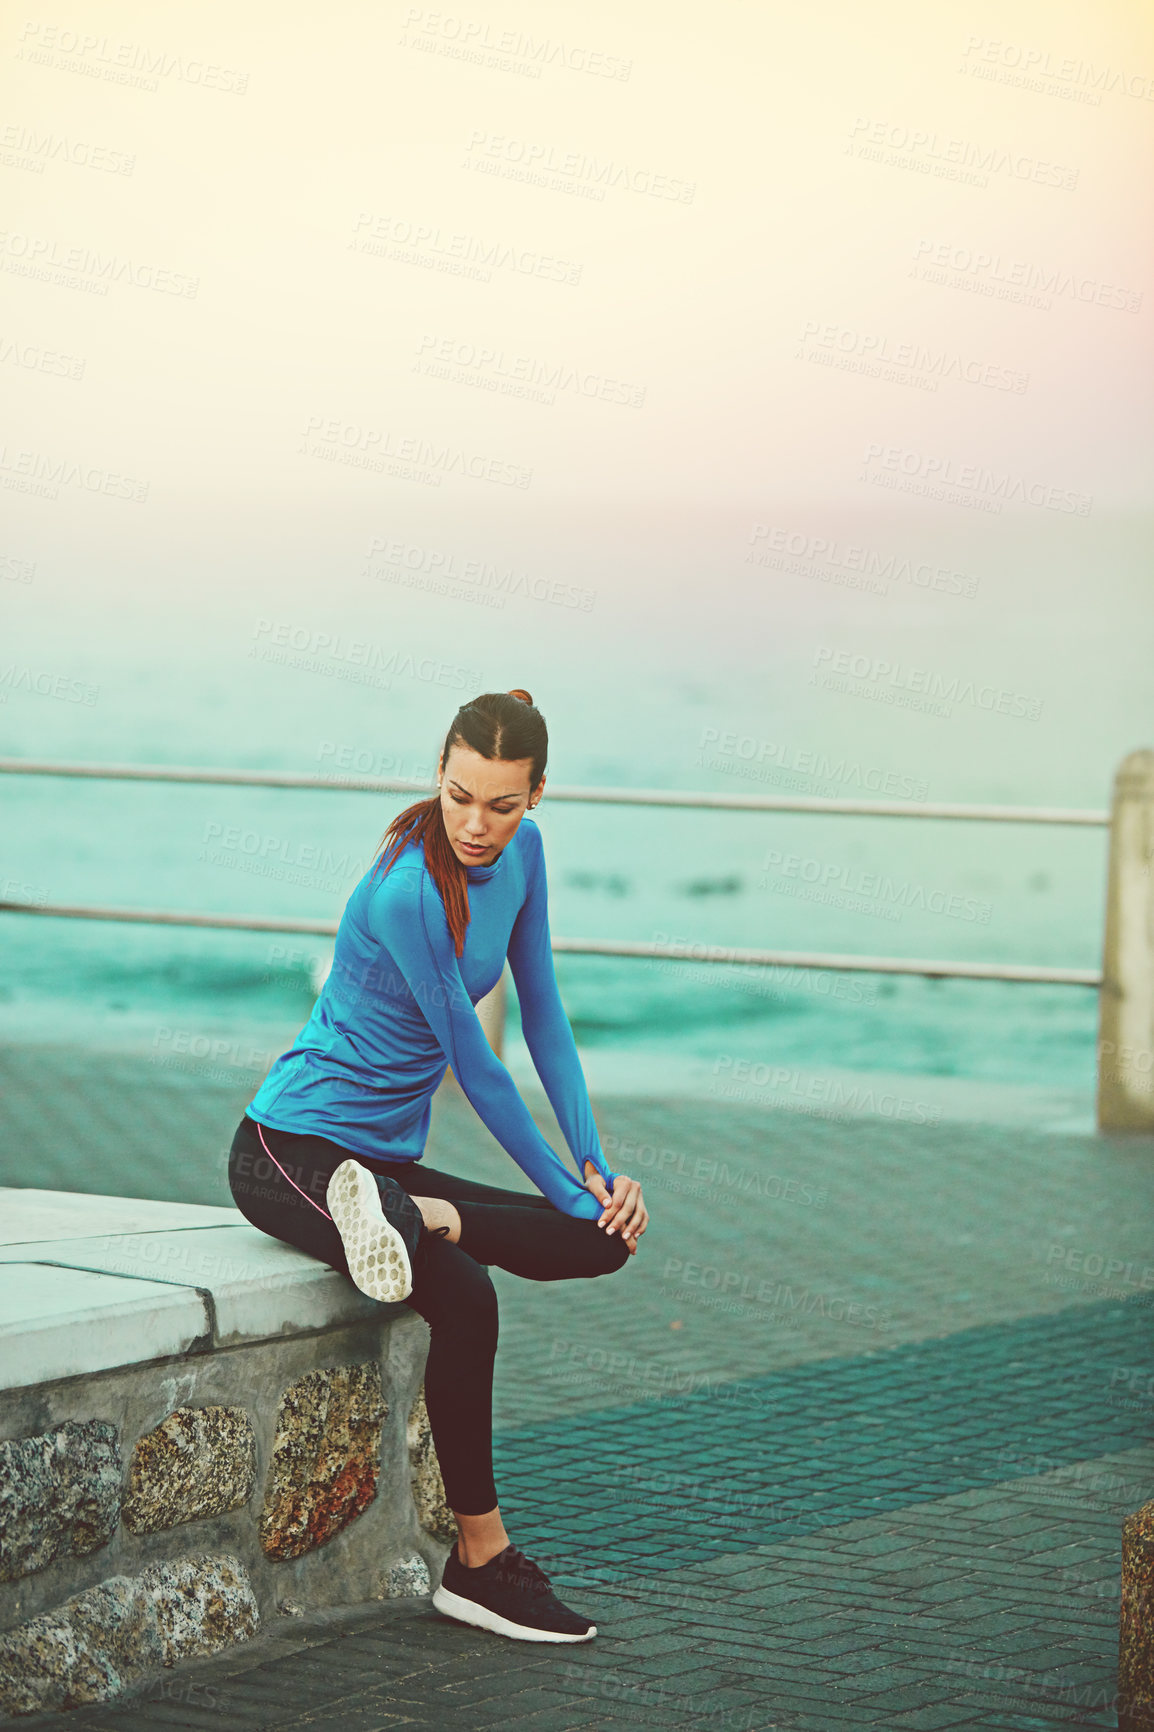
[{"xmin": 438, "ymin": 741, "xmax": 545, "ymax": 866}]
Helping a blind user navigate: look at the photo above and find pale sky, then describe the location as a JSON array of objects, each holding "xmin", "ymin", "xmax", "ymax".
[{"xmin": 3, "ymin": 0, "xmax": 1152, "ymax": 797}]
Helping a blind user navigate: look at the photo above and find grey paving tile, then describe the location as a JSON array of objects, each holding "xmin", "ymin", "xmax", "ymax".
[
  {"xmin": 9, "ymin": 1065, "xmax": 1151, "ymax": 1730},
  {"xmin": 292, "ymin": 1704, "xmax": 414, "ymax": 1732}
]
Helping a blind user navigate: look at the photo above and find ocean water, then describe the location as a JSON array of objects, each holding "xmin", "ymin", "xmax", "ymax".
[
  {"xmin": 0, "ymin": 632, "xmax": 1120, "ymax": 1116},
  {"xmin": 4, "ymin": 0, "xmax": 1152, "ymax": 1143}
]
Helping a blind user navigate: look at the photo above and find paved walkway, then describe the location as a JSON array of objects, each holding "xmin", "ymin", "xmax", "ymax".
[{"xmin": 3, "ymin": 1041, "xmax": 1152, "ymax": 1730}]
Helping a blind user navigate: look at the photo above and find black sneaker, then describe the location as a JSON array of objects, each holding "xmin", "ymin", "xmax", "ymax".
[
  {"xmin": 433, "ymin": 1543, "xmax": 596, "ymax": 1643},
  {"xmin": 326, "ymin": 1159, "xmax": 423, "ymax": 1302}
]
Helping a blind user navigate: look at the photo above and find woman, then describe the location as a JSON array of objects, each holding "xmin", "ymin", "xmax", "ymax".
[{"xmin": 228, "ymin": 689, "xmax": 648, "ymax": 1643}]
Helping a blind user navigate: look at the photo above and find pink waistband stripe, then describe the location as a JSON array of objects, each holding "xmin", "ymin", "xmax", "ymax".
[{"xmin": 255, "ymin": 1120, "xmax": 336, "ymax": 1223}]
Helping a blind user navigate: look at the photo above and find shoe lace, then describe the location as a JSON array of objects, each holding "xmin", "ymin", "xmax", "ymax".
[{"xmin": 498, "ymin": 1546, "xmax": 552, "ymax": 1595}]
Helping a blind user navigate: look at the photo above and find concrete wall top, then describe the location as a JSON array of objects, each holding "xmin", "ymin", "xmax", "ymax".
[
  {"xmin": 0, "ymin": 1189, "xmax": 394, "ymax": 1393},
  {"xmin": 0, "ymin": 1263, "xmax": 211, "ymax": 1388},
  {"xmin": 0, "ymin": 1188, "xmax": 240, "ymax": 1245}
]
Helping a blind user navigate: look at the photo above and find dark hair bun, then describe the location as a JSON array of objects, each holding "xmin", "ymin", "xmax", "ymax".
[{"xmin": 507, "ymin": 687, "xmax": 534, "ymax": 705}]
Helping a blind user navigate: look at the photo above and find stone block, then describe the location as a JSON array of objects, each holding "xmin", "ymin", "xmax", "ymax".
[
  {"xmin": 0, "ymin": 1420, "xmax": 120, "ymax": 1583},
  {"xmin": 0, "ymin": 1553, "xmax": 257, "ymax": 1717},
  {"xmin": 0, "ymin": 1265, "xmax": 210, "ymax": 1390},
  {"xmin": 0, "ymin": 1227, "xmax": 381, "ymax": 1353},
  {"xmin": 121, "ymin": 1406, "xmax": 256, "ymax": 1533},
  {"xmin": 149, "ymin": 1554, "xmax": 259, "ymax": 1660},
  {"xmin": 259, "ymin": 1362, "xmax": 386, "ymax": 1560},
  {"xmin": 384, "ymin": 1553, "xmax": 431, "ymax": 1597},
  {"xmin": 193, "ymin": 1228, "xmax": 382, "ymax": 1348},
  {"xmin": 407, "ymin": 1382, "xmax": 457, "ymax": 1544},
  {"xmin": 1119, "ymin": 1498, "xmax": 1154, "ymax": 1731},
  {"xmin": 0, "ymin": 1189, "xmax": 239, "ymax": 1248}
]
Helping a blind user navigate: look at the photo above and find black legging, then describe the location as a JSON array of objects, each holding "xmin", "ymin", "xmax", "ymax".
[{"xmin": 227, "ymin": 1114, "xmax": 629, "ymax": 1513}]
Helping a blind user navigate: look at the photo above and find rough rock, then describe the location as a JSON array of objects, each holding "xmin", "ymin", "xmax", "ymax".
[
  {"xmin": 121, "ymin": 1406, "xmax": 256, "ymax": 1533},
  {"xmin": 0, "ymin": 1575, "xmax": 160, "ymax": 1716},
  {"xmin": 407, "ymin": 1382, "xmax": 457, "ymax": 1543},
  {"xmin": 147, "ymin": 1554, "xmax": 258, "ymax": 1660},
  {"xmin": 1119, "ymin": 1499, "xmax": 1154, "ymax": 1731},
  {"xmin": 259, "ymin": 1362, "xmax": 386, "ymax": 1559},
  {"xmin": 0, "ymin": 1554, "xmax": 257, "ymax": 1717},
  {"xmin": 0, "ymin": 1421, "xmax": 121, "ymax": 1583},
  {"xmin": 384, "ymin": 1553, "xmax": 431, "ymax": 1598}
]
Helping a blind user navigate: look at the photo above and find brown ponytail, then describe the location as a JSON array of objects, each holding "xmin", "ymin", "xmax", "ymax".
[{"xmin": 371, "ymin": 689, "xmax": 547, "ymax": 957}]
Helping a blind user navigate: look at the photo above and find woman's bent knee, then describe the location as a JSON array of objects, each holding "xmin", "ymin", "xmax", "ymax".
[
  {"xmin": 582, "ymin": 1224, "xmax": 631, "ymax": 1276},
  {"xmin": 604, "ymin": 1233, "xmax": 632, "ymax": 1274},
  {"xmin": 557, "ymin": 1218, "xmax": 632, "ymax": 1277}
]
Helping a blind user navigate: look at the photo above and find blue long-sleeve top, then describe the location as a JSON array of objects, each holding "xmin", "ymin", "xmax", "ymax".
[{"xmin": 245, "ymin": 816, "xmax": 616, "ymax": 1219}]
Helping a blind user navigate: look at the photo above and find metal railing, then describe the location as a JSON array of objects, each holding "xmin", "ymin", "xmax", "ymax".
[
  {"xmin": 0, "ymin": 756, "xmax": 1109, "ymax": 824},
  {"xmin": 2, "ymin": 750, "xmax": 1152, "ymax": 1128},
  {"xmin": 0, "ymin": 754, "xmax": 1111, "ymax": 987}
]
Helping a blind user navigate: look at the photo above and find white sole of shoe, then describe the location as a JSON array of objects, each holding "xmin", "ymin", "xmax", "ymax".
[
  {"xmin": 432, "ymin": 1584, "xmax": 596, "ymax": 1643},
  {"xmin": 326, "ymin": 1159, "xmax": 414, "ymax": 1303}
]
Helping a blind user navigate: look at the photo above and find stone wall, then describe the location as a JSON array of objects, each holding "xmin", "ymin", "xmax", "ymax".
[{"xmin": 0, "ymin": 1310, "xmax": 454, "ymax": 1719}]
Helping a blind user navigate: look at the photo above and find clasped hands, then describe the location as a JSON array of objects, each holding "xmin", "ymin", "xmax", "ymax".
[{"xmin": 583, "ymin": 1161, "xmax": 648, "ymax": 1255}]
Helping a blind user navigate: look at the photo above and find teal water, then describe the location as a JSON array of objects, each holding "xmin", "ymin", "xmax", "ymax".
[
  {"xmin": 2, "ymin": 0, "xmax": 1151, "ymax": 1126},
  {"xmin": 0, "ymin": 638, "xmax": 1115, "ymax": 1102},
  {"xmin": 6, "ymin": 513, "xmax": 1149, "ymax": 1104}
]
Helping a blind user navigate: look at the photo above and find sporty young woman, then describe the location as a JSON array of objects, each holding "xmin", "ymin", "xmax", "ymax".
[{"xmin": 227, "ymin": 689, "xmax": 648, "ymax": 1643}]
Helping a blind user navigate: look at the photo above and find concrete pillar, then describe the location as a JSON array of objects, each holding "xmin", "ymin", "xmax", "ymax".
[
  {"xmin": 1097, "ymin": 749, "xmax": 1154, "ymax": 1131},
  {"xmin": 1118, "ymin": 1499, "xmax": 1154, "ymax": 1731}
]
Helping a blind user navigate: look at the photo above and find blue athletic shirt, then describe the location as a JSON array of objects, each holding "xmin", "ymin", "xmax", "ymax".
[{"xmin": 245, "ymin": 816, "xmax": 617, "ymax": 1220}]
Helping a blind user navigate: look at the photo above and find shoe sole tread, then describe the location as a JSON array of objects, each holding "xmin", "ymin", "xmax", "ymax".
[{"xmin": 326, "ymin": 1160, "xmax": 413, "ymax": 1303}]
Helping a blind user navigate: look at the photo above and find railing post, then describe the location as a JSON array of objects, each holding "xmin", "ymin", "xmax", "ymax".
[{"xmin": 1097, "ymin": 748, "xmax": 1154, "ymax": 1131}]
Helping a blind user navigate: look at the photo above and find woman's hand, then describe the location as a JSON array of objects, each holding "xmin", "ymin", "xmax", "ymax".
[{"xmin": 583, "ymin": 1162, "xmax": 648, "ymax": 1254}]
